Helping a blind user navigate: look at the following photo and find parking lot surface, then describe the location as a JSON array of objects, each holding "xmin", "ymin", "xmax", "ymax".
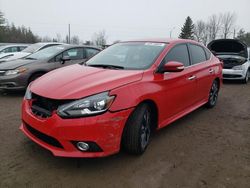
[{"xmin": 0, "ymin": 83, "xmax": 250, "ymax": 188}]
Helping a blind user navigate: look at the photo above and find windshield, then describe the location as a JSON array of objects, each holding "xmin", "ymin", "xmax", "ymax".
[
  {"xmin": 86, "ymin": 42, "xmax": 166, "ymax": 70},
  {"xmin": 22, "ymin": 43, "xmax": 46, "ymax": 53},
  {"xmin": 25, "ymin": 46, "xmax": 66, "ymax": 60},
  {"xmin": 0, "ymin": 46, "xmax": 6, "ymax": 52}
]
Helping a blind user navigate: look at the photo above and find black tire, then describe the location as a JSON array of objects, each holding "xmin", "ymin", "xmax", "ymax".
[
  {"xmin": 122, "ymin": 103, "xmax": 152, "ymax": 155},
  {"xmin": 242, "ymin": 70, "xmax": 249, "ymax": 84},
  {"xmin": 28, "ymin": 73, "xmax": 44, "ymax": 84},
  {"xmin": 206, "ymin": 80, "xmax": 219, "ymax": 108}
]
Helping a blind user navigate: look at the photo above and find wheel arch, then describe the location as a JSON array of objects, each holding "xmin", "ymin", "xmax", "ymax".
[
  {"xmin": 28, "ymin": 71, "xmax": 48, "ymax": 84},
  {"xmin": 128, "ymin": 99, "xmax": 159, "ymax": 132}
]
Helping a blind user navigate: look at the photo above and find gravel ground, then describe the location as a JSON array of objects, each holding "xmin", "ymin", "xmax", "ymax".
[{"xmin": 0, "ymin": 82, "xmax": 250, "ymax": 188}]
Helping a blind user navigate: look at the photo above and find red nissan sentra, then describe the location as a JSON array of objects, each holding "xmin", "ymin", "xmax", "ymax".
[{"xmin": 20, "ymin": 39, "xmax": 222, "ymax": 158}]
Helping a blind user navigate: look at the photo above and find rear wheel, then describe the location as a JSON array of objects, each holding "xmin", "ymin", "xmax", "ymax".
[
  {"xmin": 122, "ymin": 103, "xmax": 152, "ymax": 154},
  {"xmin": 206, "ymin": 80, "xmax": 219, "ymax": 108}
]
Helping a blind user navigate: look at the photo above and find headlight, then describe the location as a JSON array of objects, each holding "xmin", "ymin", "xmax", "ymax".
[
  {"xmin": 5, "ymin": 67, "xmax": 27, "ymax": 76},
  {"xmin": 57, "ymin": 92, "xmax": 115, "ymax": 118},
  {"xmin": 232, "ymin": 65, "xmax": 243, "ymax": 70},
  {"xmin": 24, "ymin": 86, "xmax": 32, "ymax": 100}
]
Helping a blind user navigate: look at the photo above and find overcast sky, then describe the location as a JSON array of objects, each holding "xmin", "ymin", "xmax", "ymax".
[{"xmin": 0, "ymin": 0, "xmax": 249, "ymax": 43}]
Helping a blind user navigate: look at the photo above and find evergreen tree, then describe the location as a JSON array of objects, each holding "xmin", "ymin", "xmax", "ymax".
[
  {"xmin": 179, "ymin": 16, "xmax": 194, "ymax": 39},
  {"xmin": 237, "ymin": 29, "xmax": 250, "ymax": 46},
  {"xmin": 0, "ymin": 10, "xmax": 40, "ymax": 43}
]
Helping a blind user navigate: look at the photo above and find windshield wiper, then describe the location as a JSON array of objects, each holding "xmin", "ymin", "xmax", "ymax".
[{"xmin": 88, "ymin": 64, "xmax": 124, "ymax": 69}]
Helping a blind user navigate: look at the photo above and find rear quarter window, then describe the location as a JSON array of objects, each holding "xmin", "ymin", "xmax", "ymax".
[
  {"xmin": 189, "ymin": 44, "xmax": 207, "ymax": 64},
  {"xmin": 204, "ymin": 47, "xmax": 212, "ymax": 60}
]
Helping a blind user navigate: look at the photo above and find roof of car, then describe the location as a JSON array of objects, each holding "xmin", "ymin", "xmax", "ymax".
[
  {"xmin": 55, "ymin": 44, "xmax": 101, "ymax": 50},
  {"xmin": 123, "ymin": 38, "xmax": 198, "ymax": 44},
  {"xmin": 0, "ymin": 44, "xmax": 29, "ymax": 48}
]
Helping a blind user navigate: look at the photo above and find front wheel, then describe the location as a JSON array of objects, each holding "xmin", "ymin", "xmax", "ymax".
[
  {"xmin": 122, "ymin": 104, "xmax": 152, "ymax": 154},
  {"xmin": 206, "ymin": 80, "xmax": 219, "ymax": 108},
  {"xmin": 242, "ymin": 70, "xmax": 249, "ymax": 84}
]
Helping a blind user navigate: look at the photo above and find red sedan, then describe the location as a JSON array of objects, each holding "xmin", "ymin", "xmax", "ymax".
[{"xmin": 20, "ymin": 39, "xmax": 222, "ymax": 157}]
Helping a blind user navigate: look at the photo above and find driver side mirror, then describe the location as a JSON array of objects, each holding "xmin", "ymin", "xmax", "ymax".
[
  {"xmin": 60, "ymin": 56, "xmax": 71, "ymax": 64},
  {"xmin": 159, "ymin": 61, "xmax": 185, "ymax": 73}
]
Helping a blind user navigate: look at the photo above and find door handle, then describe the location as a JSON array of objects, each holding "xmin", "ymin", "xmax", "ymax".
[
  {"xmin": 188, "ymin": 75, "xmax": 196, "ymax": 80},
  {"xmin": 209, "ymin": 69, "xmax": 214, "ymax": 73}
]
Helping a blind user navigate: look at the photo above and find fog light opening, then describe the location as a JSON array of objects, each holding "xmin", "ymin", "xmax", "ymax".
[{"xmin": 77, "ymin": 142, "xmax": 89, "ymax": 151}]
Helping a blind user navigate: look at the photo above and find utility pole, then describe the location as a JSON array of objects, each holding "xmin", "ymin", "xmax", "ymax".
[{"xmin": 68, "ymin": 24, "xmax": 71, "ymax": 44}]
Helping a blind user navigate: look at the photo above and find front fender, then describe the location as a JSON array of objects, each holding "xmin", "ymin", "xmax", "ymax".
[{"xmin": 109, "ymin": 79, "xmax": 160, "ymax": 112}]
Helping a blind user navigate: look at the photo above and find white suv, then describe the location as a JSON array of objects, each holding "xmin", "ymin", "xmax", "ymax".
[{"xmin": 208, "ymin": 39, "xmax": 250, "ymax": 83}]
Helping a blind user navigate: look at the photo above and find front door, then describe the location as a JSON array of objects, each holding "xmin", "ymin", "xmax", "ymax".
[{"xmin": 155, "ymin": 43, "xmax": 197, "ymax": 127}]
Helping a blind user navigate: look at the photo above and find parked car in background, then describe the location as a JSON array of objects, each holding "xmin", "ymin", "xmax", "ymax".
[
  {"xmin": 0, "ymin": 44, "xmax": 29, "ymax": 61},
  {"xmin": 208, "ymin": 39, "xmax": 250, "ymax": 83},
  {"xmin": 0, "ymin": 44, "xmax": 100, "ymax": 90},
  {"xmin": 20, "ymin": 39, "xmax": 222, "ymax": 158},
  {"xmin": 0, "ymin": 42, "xmax": 63, "ymax": 63},
  {"xmin": 0, "ymin": 44, "xmax": 29, "ymax": 54}
]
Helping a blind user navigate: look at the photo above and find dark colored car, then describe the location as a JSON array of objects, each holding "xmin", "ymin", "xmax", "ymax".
[
  {"xmin": 0, "ymin": 45, "xmax": 101, "ymax": 90},
  {"xmin": 20, "ymin": 39, "xmax": 222, "ymax": 158}
]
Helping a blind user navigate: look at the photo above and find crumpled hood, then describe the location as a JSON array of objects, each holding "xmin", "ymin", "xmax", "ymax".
[
  {"xmin": 0, "ymin": 58, "xmax": 35, "ymax": 70},
  {"xmin": 30, "ymin": 64, "xmax": 143, "ymax": 99}
]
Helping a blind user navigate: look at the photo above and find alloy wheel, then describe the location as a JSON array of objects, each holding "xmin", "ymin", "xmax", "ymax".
[
  {"xmin": 140, "ymin": 109, "xmax": 151, "ymax": 150},
  {"xmin": 209, "ymin": 81, "xmax": 219, "ymax": 106}
]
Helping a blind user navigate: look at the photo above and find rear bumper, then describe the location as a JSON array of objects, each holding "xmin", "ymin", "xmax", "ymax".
[
  {"xmin": 222, "ymin": 69, "xmax": 247, "ymax": 80},
  {"xmin": 20, "ymin": 100, "xmax": 133, "ymax": 158}
]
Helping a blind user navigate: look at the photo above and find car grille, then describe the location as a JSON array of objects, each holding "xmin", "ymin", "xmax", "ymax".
[
  {"xmin": 223, "ymin": 74, "xmax": 242, "ymax": 78},
  {"xmin": 0, "ymin": 70, "xmax": 6, "ymax": 76},
  {"xmin": 31, "ymin": 93, "xmax": 73, "ymax": 118},
  {"xmin": 24, "ymin": 122, "xmax": 63, "ymax": 149}
]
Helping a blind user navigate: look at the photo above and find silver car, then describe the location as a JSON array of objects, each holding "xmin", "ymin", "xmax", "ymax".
[{"xmin": 208, "ymin": 39, "xmax": 250, "ymax": 83}]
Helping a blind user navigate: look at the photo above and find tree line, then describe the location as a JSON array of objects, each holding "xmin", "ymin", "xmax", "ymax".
[
  {"xmin": 1, "ymin": 9, "xmax": 249, "ymax": 46},
  {"xmin": 179, "ymin": 12, "xmax": 250, "ymax": 46},
  {"xmin": 0, "ymin": 11, "xmax": 39, "ymax": 43},
  {"xmin": 0, "ymin": 10, "xmax": 108, "ymax": 46}
]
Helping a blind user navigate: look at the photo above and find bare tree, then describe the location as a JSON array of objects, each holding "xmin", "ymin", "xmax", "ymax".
[
  {"xmin": 221, "ymin": 12, "xmax": 236, "ymax": 39},
  {"xmin": 56, "ymin": 33, "xmax": 62, "ymax": 42},
  {"xmin": 92, "ymin": 30, "xmax": 107, "ymax": 46},
  {"xmin": 71, "ymin": 35, "xmax": 80, "ymax": 44},
  {"xmin": 194, "ymin": 20, "xmax": 208, "ymax": 45},
  {"xmin": 41, "ymin": 36, "xmax": 52, "ymax": 42},
  {"xmin": 207, "ymin": 14, "xmax": 221, "ymax": 41}
]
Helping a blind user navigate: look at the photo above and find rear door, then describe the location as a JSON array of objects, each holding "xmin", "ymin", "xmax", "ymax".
[
  {"xmin": 156, "ymin": 43, "xmax": 197, "ymax": 123},
  {"xmin": 188, "ymin": 43, "xmax": 214, "ymax": 102}
]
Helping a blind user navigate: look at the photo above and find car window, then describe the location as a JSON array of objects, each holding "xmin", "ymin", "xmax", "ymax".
[
  {"xmin": 189, "ymin": 44, "xmax": 207, "ymax": 64},
  {"xmin": 19, "ymin": 46, "xmax": 27, "ymax": 51},
  {"xmin": 86, "ymin": 48, "xmax": 100, "ymax": 58},
  {"xmin": 54, "ymin": 53, "xmax": 63, "ymax": 62},
  {"xmin": 87, "ymin": 42, "xmax": 166, "ymax": 70},
  {"xmin": 26, "ymin": 46, "xmax": 66, "ymax": 60},
  {"xmin": 204, "ymin": 47, "xmax": 212, "ymax": 60},
  {"xmin": 163, "ymin": 44, "xmax": 190, "ymax": 67},
  {"xmin": 63, "ymin": 48, "xmax": 84, "ymax": 60},
  {"xmin": 3, "ymin": 47, "xmax": 18, "ymax": 53},
  {"xmin": 40, "ymin": 44, "xmax": 59, "ymax": 51}
]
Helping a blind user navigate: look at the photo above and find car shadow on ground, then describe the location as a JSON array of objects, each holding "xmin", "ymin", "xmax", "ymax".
[
  {"xmin": 223, "ymin": 80, "xmax": 246, "ymax": 85},
  {"xmin": 0, "ymin": 89, "xmax": 25, "ymax": 97}
]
